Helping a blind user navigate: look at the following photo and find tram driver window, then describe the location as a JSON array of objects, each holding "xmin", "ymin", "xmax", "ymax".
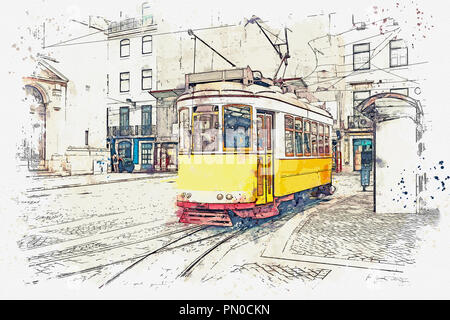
[
  {"xmin": 192, "ymin": 105, "xmax": 219, "ymax": 152},
  {"xmin": 179, "ymin": 108, "xmax": 190, "ymax": 154},
  {"xmin": 223, "ymin": 105, "xmax": 252, "ymax": 150}
]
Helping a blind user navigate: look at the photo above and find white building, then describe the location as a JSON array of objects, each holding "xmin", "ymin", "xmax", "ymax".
[
  {"xmin": 21, "ymin": 18, "xmax": 110, "ymax": 175},
  {"xmin": 336, "ymin": 15, "xmax": 426, "ymax": 173}
]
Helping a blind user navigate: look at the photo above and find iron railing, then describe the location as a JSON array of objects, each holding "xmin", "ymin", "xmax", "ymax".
[
  {"xmin": 107, "ymin": 16, "xmax": 154, "ymax": 34},
  {"xmin": 108, "ymin": 125, "xmax": 156, "ymax": 137}
]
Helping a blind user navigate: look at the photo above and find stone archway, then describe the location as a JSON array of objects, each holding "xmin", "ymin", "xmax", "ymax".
[
  {"xmin": 24, "ymin": 84, "xmax": 47, "ymax": 170},
  {"xmin": 355, "ymin": 92, "xmax": 424, "ymax": 213}
]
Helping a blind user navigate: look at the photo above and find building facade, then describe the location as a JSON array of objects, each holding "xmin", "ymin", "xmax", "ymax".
[
  {"xmin": 337, "ymin": 16, "xmax": 425, "ymax": 173},
  {"xmin": 106, "ymin": 4, "xmax": 173, "ymax": 173},
  {"xmin": 21, "ymin": 18, "xmax": 109, "ymax": 175}
]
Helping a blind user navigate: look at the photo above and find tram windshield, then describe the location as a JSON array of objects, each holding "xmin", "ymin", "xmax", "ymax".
[
  {"xmin": 223, "ymin": 105, "xmax": 252, "ymax": 150},
  {"xmin": 192, "ymin": 105, "xmax": 219, "ymax": 152}
]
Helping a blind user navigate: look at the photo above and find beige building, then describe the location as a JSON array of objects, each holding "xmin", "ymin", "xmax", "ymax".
[{"xmin": 21, "ymin": 19, "xmax": 109, "ymax": 175}]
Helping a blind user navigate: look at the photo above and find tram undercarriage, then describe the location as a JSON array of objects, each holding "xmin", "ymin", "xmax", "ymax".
[{"xmin": 177, "ymin": 184, "xmax": 335, "ymax": 227}]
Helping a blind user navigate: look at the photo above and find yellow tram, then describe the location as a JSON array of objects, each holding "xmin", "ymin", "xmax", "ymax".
[{"xmin": 176, "ymin": 67, "xmax": 334, "ymax": 226}]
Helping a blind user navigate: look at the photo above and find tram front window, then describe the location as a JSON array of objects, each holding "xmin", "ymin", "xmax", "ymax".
[
  {"xmin": 223, "ymin": 105, "xmax": 252, "ymax": 150},
  {"xmin": 192, "ymin": 105, "xmax": 219, "ymax": 152}
]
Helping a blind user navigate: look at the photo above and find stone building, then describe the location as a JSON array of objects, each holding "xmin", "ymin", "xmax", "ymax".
[{"xmin": 21, "ymin": 18, "xmax": 109, "ymax": 175}]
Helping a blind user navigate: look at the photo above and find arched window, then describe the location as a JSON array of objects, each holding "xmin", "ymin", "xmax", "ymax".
[
  {"xmin": 24, "ymin": 85, "xmax": 44, "ymax": 105},
  {"xmin": 142, "ymin": 35, "xmax": 152, "ymax": 54},
  {"xmin": 120, "ymin": 39, "xmax": 130, "ymax": 57}
]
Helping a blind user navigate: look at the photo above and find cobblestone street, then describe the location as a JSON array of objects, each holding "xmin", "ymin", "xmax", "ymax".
[{"xmin": 7, "ymin": 172, "xmax": 444, "ymax": 298}]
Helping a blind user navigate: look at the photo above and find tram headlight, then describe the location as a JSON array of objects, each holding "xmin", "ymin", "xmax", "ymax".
[
  {"xmin": 181, "ymin": 192, "xmax": 186, "ymax": 198},
  {"xmin": 226, "ymin": 194, "xmax": 233, "ymax": 200},
  {"xmin": 186, "ymin": 193, "xmax": 192, "ymax": 199},
  {"xmin": 217, "ymin": 193, "xmax": 224, "ymax": 200}
]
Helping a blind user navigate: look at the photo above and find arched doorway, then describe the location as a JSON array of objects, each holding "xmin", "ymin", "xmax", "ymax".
[
  {"xmin": 117, "ymin": 140, "xmax": 132, "ymax": 160},
  {"xmin": 24, "ymin": 85, "xmax": 46, "ymax": 170}
]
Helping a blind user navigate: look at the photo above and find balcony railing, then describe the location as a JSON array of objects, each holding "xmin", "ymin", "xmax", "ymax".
[
  {"xmin": 347, "ymin": 115, "xmax": 373, "ymax": 130},
  {"xmin": 107, "ymin": 16, "xmax": 154, "ymax": 34},
  {"xmin": 108, "ymin": 125, "xmax": 156, "ymax": 137}
]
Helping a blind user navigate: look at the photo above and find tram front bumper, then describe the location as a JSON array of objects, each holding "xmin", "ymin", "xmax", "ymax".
[{"xmin": 177, "ymin": 207, "xmax": 233, "ymax": 227}]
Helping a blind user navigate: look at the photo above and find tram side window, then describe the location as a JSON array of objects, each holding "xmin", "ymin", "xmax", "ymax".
[
  {"xmin": 179, "ymin": 108, "xmax": 190, "ymax": 154},
  {"xmin": 318, "ymin": 123, "xmax": 324, "ymax": 155},
  {"xmin": 303, "ymin": 120, "xmax": 311, "ymax": 155},
  {"xmin": 285, "ymin": 115, "xmax": 294, "ymax": 156},
  {"xmin": 257, "ymin": 115, "xmax": 266, "ymax": 150},
  {"xmin": 223, "ymin": 105, "xmax": 252, "ymax": 150},
  {"xmin": 311, "ymin": 122, "xmax": 318, "ymax": 156},
  {"xmin": 295, "ymin": 117, "xmax": 303, "ymax": 156},
  {"xmin": 192, "ymin": 105, "xmax": 219, "ymax": 152},
  {"xmin": 325, "ymin": 125, "xmax": 331, "ymax": 155}
]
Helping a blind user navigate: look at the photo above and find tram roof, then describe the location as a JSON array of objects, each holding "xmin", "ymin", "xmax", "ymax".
[{"xmin": 176, "ymin": 81, "xmax": 332, "ymax": 119}]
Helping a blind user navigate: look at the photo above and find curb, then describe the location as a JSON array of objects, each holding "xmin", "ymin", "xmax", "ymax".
[{"xmin": 26, "ymin": 173, "xmax": 177, "ymax": 193}]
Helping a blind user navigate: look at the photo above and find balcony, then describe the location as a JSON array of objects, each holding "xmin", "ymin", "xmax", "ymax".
[
  {"xmin": 347, "ymin": 115, "xmax": 373, "ymax": 130},
  {"xmin": 108, "ymin": 125, "xmax": 156, "ymax": 137},
  {"xmin": 107, "ymin": 16, "xmax": 154, "ymax": 34}
]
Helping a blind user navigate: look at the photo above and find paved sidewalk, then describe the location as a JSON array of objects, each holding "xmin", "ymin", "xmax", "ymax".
[
  {"xmin": 25, "ymin": 171, "xmax": 177, "ymax": 192},
  {"xmin": 208, "ymin": 173, "xmax": 440, "ymax": 294}
]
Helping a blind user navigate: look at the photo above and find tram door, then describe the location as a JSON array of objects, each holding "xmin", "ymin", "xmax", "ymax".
[{"xmin": 256, "ymin": 112, "xmax": 274, "ymax": 204}]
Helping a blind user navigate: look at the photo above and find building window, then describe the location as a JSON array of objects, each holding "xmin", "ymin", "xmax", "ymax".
[
  {"xmin": 353, "ymin": 43, "xmax": 370, "ymax": 71},
  {"xmin": 311, "ymin": 122, "xmax": 318, "ymax": 156},
  {"xmin": 120, "ymin": 107, "xmax": 129, "ymax": 135},
  {"xmin": 85, "ymin": 130, "xmax": 89, "ymax": 146},
  {"xmin": 120, "ymin": 39, "xmax": 130, "ymax": 58},
  {"xmin": 390, "ymin": 88, "xmax": 409, "ymax": 96},
  {"xmin": 142, "ymin": 35, "xmax": 152, "ymax": 54},
  {"xmin": 303, "ymin": 120, "xmax": 311, "ymax": 155},
  {"xmin": 120, "ymin": 72, "xmax": 130, "ymax": 92},
  {"xmin": 285, "ymin": 115, "xmax": 294, "ymax": 156},
  {"xmin": 141, "ymin": 105, "xmax": 152, "ymax": 135},
  {"xmin": 223, "ymin": 105, "xmax": 252, "ymax": 151},
  {"xmin": 353, "ymin": 90, "xmax": 371, "ymax": 108},
  {"xmin": 141, "ymin": 143, "xmax": 153, "ymax": 165},
  {"xmin": 390, "ymin": 39, "xmax": 408, "ymax": 67},
  {"xmin": 141, "ymin": 69, "xmax": 152, "ymax": 90},
  {"xmin": 142, "ymin": 2, "xmax": 153, "ymax": 25},
  {"xmin": 294, "ymin": 117, "xmax": 303, "ymax": 156}
]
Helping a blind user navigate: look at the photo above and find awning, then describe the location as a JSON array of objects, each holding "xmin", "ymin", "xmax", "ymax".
[{"xmin": 148, "ymin": 88, "xmax": 185, "ymax": 99}]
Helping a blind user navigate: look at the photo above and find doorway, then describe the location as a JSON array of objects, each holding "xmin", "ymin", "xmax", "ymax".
[
  {"xmin": 256, "ymin": 111, "xmax": 274, "ymax": 204},
  {"xmin": 353, "ymin": 138, "xmax": 372, "ymax": 171}
]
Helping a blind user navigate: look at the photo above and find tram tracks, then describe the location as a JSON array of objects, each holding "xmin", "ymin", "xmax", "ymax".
[
  {"xmin": 99, "ymin": 225, "xmax": 249, "ymax": 288},
  {"xmin": 30, "ymin": 196, "xmax": 329, "ymax": 286},
  {"xmin": 28, "ymin": 224, "xmax": 204, "ymax": 267}
]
